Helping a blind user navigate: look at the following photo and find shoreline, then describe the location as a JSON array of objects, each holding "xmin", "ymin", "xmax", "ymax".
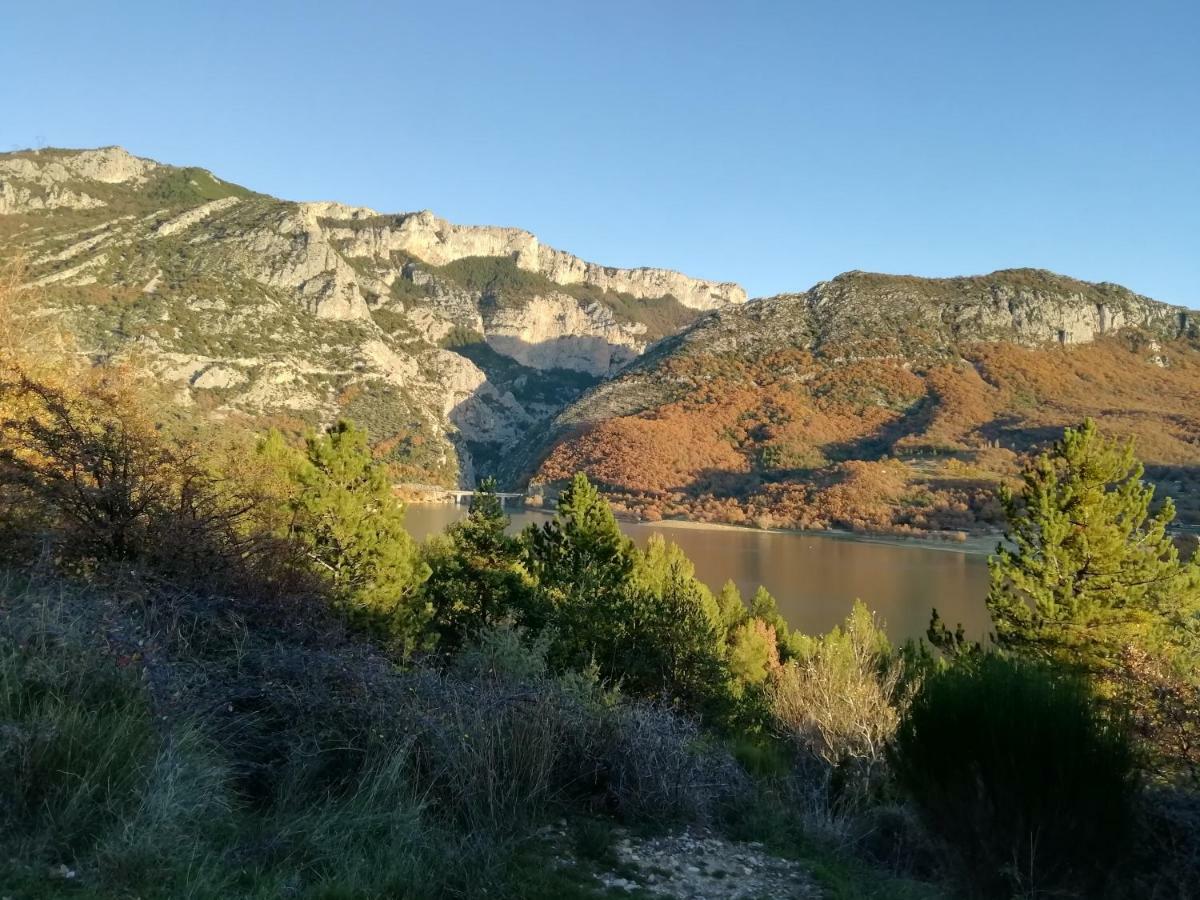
[
  {"xmin": 406, "ymin": 498, "xmax": 1000, "ymax": 556},
  {"xmin": 621, "ymin": 515, "xmax": 1000, "ymax": 556}
]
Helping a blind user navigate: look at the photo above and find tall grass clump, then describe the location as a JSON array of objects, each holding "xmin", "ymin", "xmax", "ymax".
[
  {"xmin": 0, "ymin": 627, "xmax": 157, "ymax": 858},
  {"xmin": 890, "ymin": 655, "xmax": 1136, "ymax": 898}
]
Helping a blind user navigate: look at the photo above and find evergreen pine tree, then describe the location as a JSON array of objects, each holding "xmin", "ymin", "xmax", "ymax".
[
  {"xmin": 283, "ymin": 421, "xmax": 430, "ymax": 651},
  {"xmin": 984, "ymin": 419, "xmax": 1200, "ymax": 671},
  {"xmin": 523, "ymin": 473, "xmax": 636, "ymax": 670},
  {"xmin": 422, "ymin": 477, "xmax": 530, "ymax": 649},
  {"xmin": 716, "ymin": 579, "xmax": 748, "ymax": 632}
]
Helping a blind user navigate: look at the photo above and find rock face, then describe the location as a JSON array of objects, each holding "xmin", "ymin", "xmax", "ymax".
[
  {"xmin": 483, "ymin": 294, "xmax": 642, "ymax": 374},
  {"xmin": 0, "ymin": 146, "xmax": 739, "ymax": 486},
  {"xmin": 322, "ymin": 207, "xmax": 745, "ymax": 310},
  {"xmin": 660, "ymin": 270, "xmax": 1195, "ymax": 362}
]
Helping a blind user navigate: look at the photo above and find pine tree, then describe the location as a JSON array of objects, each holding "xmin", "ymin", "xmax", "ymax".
[
  {"xmin": 622, "ymin": 560, "xmax": 732, "ymax": 714},
  {"xmin": 633, "ymin": 533, "xmax": 721, "ymax": 629},
  {"xmin": 716, "ymin": 579, "xmax": 748, "ymax": 632},
  {"xmin": 749, "ymin": 585, "xmax": 806, "ymax": 661},
  {"xmin": 281, "ymin": 421, "xmax": 430, "ymax": 651},
  {"xmin": 522, "ymin": 475, "xmax": 737, "ymax": 716},
  {"xmin": 523, "ymin": 473, "xmax": 633, "ymax": 607},
  {"xmin": 523, "ymin": 473, "xmax": 636, "ymax": 669},
  {"xmin": 423, "ymin": 477, "xmax": 530, "ymax": 649},
  {"xmin": 985, "ymin": 419, "xmax": 1200, "ymax": 672}
]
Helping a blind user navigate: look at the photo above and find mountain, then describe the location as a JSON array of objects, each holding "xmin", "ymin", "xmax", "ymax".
[
  {"xmin": 0, "ymin": 146, "xmax": 743, "ymax": 484},
  {"xmin": 532, "ymin": 270, "xmax": 1200, "ymax": 534},
  {"xmin": 4, "ymin": 147, "xmax": 1198, "ymax": 538}
]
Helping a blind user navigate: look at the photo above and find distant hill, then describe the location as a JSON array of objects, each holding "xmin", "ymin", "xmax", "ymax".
[{"xmin": 531, "ymin": 270, "xmax": 1200, "ymax": 535}]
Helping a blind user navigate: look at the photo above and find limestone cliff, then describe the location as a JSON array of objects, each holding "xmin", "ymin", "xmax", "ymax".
[{"xmin": 0, "ymin": 146, "xmax": 740, "ymax": 486}]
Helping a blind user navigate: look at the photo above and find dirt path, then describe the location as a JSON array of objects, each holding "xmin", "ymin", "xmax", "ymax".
[{"xmin": 594, "ymin": 828, "xmax": 822, "ymax": 899}]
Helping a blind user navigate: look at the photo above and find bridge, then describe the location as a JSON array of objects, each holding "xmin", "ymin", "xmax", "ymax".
[{"xmin": 395, "ymin": 483, "xmax": 528, "ymax": 507}]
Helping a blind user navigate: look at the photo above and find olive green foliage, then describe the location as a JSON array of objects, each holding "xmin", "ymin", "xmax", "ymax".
[
  {"xmin": 770, "ymin": 601, "xmax": 905, "ymax": 779},
  {"xmin": 422, "ymin": 478, "xmax": 533, "ymax": 651},
  {"xmin": 260, "ymin": 422, "xmax": 430, "ymax": 651},
  {"xmin": 891, "ymin": 655, "xmax": 1136, "ymax": 899},
  {"xmin": 144, "ymin": 166, "xmax": 256, "ymax": 208},
  {"xmin": 438, "ymin": 255, "xmax": 558, "ymax": 304},
  {"xmin": 521, "ymin": 475, "xmax": 733, "ymax": 715},
  {"xmin": 979, "ymin": 419, "xmax": 1200, "ymax": 671},
  {"xmin": 726, "ymin": 620, "xmax": 778, "ymax": 687},
  {"xmin": 716, "ymin": 579, "xmax": 747, "ymax": 631}
]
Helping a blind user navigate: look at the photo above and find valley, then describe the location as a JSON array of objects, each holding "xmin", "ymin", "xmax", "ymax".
[{"xmin": 3, "ymin": 146, "xmax": 1199, "ymax": 539}]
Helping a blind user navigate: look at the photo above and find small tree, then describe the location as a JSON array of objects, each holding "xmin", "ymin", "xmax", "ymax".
[
  {"xmin": 524, "ymin": 475, "xmax": 736, "ymax": 717},
  {"xmin": 422, "ymin": 478, "xmax": 531, "ymax": 651},
  {"xmin": 984, "ymin": 419, "xmax": 1200, "ymax": 672},
  {"xmin": 716, "ymin": 579, "xmax": 747, "ymax": 632},
  {"xmin": 274, "ymin": 421, "xmax": 430, "ymax": 651},
  {"xmin": 770, "ymin": 601, "xmax": 905, "ymax": 780},
  {"xmin": 523, "ymin": 473, "xmax": 635, "ymax": 668}
]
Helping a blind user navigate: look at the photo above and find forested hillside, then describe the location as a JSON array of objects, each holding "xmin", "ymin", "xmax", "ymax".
[{"xmin": 535, "ymin": 270, "xmax": 1200, "ymax": 536}]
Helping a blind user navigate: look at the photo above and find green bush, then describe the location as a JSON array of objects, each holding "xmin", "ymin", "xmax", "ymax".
[{"xmin": 890, "ymin": 655, "xmax": 1135, "ymax": 898}]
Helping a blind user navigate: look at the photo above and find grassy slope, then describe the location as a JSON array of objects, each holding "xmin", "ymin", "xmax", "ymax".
[{"xmin": 0, "ymin": 570, "xmax": 943, "ymax": 900}]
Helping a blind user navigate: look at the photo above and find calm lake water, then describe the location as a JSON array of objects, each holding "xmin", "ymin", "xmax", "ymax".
[{"xmin": 404, "ymin": 504, "xmax": 991, "ymax": 643}]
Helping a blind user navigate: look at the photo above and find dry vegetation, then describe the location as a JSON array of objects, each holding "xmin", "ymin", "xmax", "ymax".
[{"xmin": 537, "ymin": 335, "xmax": 1200, "ymax": 535}]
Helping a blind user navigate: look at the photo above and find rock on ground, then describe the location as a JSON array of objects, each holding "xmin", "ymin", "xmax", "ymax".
[{"xmin": 596, "ymin": 828, "xmax": 823, "ymax": 899}]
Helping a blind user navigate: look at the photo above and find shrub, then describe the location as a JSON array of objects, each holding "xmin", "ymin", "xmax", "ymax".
[
  {"xmin": 769, "ymin": 601, "xmax": 906, "ymax": 789},
  {"xmin": 0, "ymin": 368, "xmax": 297, "ymax": 595},
  {"xmin": 1124, "ymin": 787, "xmax": 1200, "ymax": 899},
  {"xmin": 890, "ymin": 655, "xmax": 1136, "ymax": 898},
  {"xmin": 1108, "ymin": 644, "xmax": 1200, "ymax": 785},
  {"xmin": 602, "ymin": 701, "xmax": 747, "ymax": 824}
]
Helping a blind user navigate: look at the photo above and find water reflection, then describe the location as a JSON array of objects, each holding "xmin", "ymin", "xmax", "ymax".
[{"xmin": 404, "ymin": 504, "xmax": 991, "ymax": 644}]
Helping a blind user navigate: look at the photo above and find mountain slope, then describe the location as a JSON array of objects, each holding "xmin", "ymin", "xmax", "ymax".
[
  {"xmin": 0, "ymin": 146, "xmax": 744, "ymax": 484},
  {"xmin": 532, "ymin": 270, "xmax": 1200, "ymax": 534},
  {"xmin": 6, "ymin": 147, "xmax": 1198, "ymax": 535}
]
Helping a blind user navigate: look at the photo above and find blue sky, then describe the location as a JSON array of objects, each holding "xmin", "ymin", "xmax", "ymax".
[{"xmin": 3, "ymin": 1, "xmax": 1197, "ymax": 304}]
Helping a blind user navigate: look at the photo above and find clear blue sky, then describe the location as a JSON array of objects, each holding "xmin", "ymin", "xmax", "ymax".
[{"xmin": 3, "ymin": 1, "xmax": 1197, "ymax": 305}]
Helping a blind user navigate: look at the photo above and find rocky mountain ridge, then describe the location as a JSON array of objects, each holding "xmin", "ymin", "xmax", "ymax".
[
  {"xmin": 544, "ymin": 269, "xmax": 1196, "ymax": 440},
  {"xmin": 533, "ymin": 270, "xmax": 1200, "ymax": 533},
  {"xmin": 4, "ymin": 146, "xmax": 1198, "ymax": 530},
  {"xmin": 0, "ymin": 146, "xmax": 741, "ymax": 484}
]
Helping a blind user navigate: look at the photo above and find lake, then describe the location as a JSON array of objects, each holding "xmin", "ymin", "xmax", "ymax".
[{"xmin": 404, "ymin": 504, "xmax": 992, "ymax": 643}]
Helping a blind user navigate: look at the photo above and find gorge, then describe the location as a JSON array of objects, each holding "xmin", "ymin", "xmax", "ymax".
[{"xmin": 3, "ymin": 145, "xmax": 1199, "ymax": 540}]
